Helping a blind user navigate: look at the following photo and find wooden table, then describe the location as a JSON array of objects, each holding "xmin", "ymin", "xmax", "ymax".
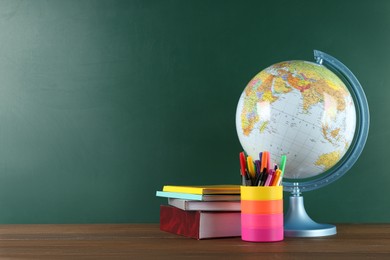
[{"xmin": 0, "ymin": 224, "xmax": 389, "ymax": 259}]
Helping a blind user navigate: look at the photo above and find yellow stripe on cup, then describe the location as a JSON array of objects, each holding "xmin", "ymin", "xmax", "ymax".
[{"xmin": 241, "ymin": 186, "xmax": 283, "ymax": 200}]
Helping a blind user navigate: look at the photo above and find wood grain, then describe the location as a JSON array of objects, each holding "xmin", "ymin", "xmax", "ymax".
[{"xmin": 0, "ymin": 224, "xmax": 389, "ymax": 259}]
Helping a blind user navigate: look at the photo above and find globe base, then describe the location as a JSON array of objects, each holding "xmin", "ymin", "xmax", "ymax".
[{"xmin": 284, "ymin": 195, "xmax": 337, "ymax": 237}]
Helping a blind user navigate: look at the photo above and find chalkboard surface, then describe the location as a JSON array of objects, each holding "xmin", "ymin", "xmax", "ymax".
[{"xmin": 0, "ymin": 0, "xmax": 388, "ymax": 223}]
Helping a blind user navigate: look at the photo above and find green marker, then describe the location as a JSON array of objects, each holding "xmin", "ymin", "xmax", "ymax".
[{"xmin": 276, "ymin": 155, "xmax": 287, "ymax": 185}]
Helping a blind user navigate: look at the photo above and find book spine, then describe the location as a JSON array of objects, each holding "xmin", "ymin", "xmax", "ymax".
[{"xmin": 160, "ymin": 205, "xmax": 200, "ymax": 239}]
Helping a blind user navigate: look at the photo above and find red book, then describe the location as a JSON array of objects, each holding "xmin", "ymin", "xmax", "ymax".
[{"xmin": 160, "ymin": 205, "xmax": 241, "ymax": 239}]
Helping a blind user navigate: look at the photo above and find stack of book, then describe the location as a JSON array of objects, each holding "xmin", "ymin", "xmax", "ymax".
[{"xmin": 156, "ymin": 185, "xmax": 241, "ymax": 240}]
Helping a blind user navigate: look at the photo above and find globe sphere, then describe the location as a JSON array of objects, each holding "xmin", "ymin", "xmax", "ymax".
[{"xmin": 236, "ymin": 60, "xmax": 356, "ymax": 179}]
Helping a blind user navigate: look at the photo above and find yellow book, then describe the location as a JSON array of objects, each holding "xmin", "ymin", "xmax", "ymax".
[{"xmin": 162, "ymin": 185, "xmax": 240, "ymax": 195}]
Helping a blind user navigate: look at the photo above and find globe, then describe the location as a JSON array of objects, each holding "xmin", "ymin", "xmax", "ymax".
[
  {"xmin": 235, "ymin": 50, "xmax": 369, "ymax": 237},
  {"xmin": 236, "ymin": 60, "xmax": 356, "ymax": 180}
]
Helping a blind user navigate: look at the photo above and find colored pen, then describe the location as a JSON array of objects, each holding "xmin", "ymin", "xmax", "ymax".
[
  {"xmin": 264, "ymin": 169, "xmax": 274, "ymax": 186},
  {"xmin": 276, "ymin": 155, "xmax": 287, "ymax": 186},
  {"xmin": 271, "ymin": 169, "xmax": 282, "ymax": 186},
  {"xmin": 255, "ymin": 160, "xmax": 261, "ymax": 175},
  {"xmin": 247, "ymin": 156, "xmax": 256, "ymax": 180},
  {"xmin": 239, "ymin": 152, "xmax": 248, "ymax": 186},
  {"xmin": 254, "ymin": 160, "xmax": 262, "ymax": 186},
  {"xmin": 260, "ymin": 152, "xmax": 267, "ymax": 172},
  {"xmin": 280, "ymin": 155, "xmax": 286, "ymax": 175},
  {"xmin": 267, "ymin": 152, "xmax": 272, "ymax": 174},
  {"xmin": 239, "ymin": 152, "xmax": 247, "ymax": 176},
  {"xmin": 260, "ymin": 168, "xmax": 268, "ymax": 186},
  {"xmin": 245, "ymin": 173, "xmax": 252, "ymax": 186}
]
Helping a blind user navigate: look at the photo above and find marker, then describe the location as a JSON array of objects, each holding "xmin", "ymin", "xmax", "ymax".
[
  {"xmin": 260, "ymin": 168, "xmax": 268, "ymax": 186},
  {"xmin": 264, "ymin": 169, "xmax": 274, "ymax": 186},
  {"xmin": 247, "ymin": 156, "xmax": 256, "ymax": 180},
  {"xmin": 268, "ymin": 172, "xmax": 276, "ymax": 186},
  {"xmin": 255, "ymin": 160, "xmax": 261, "ymax": 176},
  {"xmin": 277, "ymin": 155, "xmax": 287, "ymax": 186},
  {"xmin": 254, "ymin": 160, "xmax": 262, "ymax": 186},
  {"xmin": 271, "ymin": 169, "xmax": 282, "ymax": 186},
  {"xmin": 260, "ymin": 152, "xmax": 267, "ymax": 172},
  {"xmin": 266, "ymin": 152, "xmax": 272, "ymax": 174},
  {"xmin": 254, "ymin": 172, "xmax": 262, "ymax": 186},
  {"xmin": 245, "ymin": 173, "xmax": 252, "ymax": 186},
  {"xmin": 280, "ymin": 155, "xmax": 287, "ymax": 175},
  {"xmin": 259, "ymin": 152, "xmax": 263, "ymax": 173},
  {"xmin": 239, "ymin": 152, "xmax": 248, "ymax": 186},
  {"xmin": 239, "ymin": 152, "xmax": 247, "ymax": 177}
]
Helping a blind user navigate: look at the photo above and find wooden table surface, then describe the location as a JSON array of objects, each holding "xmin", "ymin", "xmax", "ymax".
[{"xmin": 0, "ymin": 224, "xmax": 389, "ymax": 259}]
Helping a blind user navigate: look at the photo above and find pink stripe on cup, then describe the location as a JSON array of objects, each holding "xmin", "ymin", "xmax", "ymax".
[
  {"xmin": 241, "ymin": 226, "xmax": 284, "ymax": 242},
  {"xmin": 241, "ymin": 213, "xmax": 283, "ymax": 229}
]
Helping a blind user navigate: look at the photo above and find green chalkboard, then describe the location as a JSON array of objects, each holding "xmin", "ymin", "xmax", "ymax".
[{"xmin": 0, "ymin": 0, "xmax": 388, "ymax": 223}]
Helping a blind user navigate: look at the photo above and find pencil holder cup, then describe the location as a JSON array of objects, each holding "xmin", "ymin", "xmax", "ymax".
[{"xmin": 241, "ymin": 186, "xmax": 284, "ymax": 242}]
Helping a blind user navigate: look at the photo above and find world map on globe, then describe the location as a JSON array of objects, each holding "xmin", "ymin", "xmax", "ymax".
[{"xmin": 236, "ymin": 60, "xmax": 356, "ymax": 179}]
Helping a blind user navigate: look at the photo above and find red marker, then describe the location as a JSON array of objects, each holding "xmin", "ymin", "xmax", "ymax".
[{"xmin": 239, "ymin": 152, "xmax": 247, "ymax": 177}]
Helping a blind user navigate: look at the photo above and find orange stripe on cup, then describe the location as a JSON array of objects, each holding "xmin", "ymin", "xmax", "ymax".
[{"xmin": 241, "ymin": 199, "xmax": 283, "ymax": 214}]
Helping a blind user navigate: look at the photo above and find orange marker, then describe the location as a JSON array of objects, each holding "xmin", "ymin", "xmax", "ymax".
[
  {"xmin": 271, "ymin": 169, "xmax": 282, "ymax": 186},
  {"xmin": 261, "ymin": 151, "xmax": 268, "ymax": 172}
]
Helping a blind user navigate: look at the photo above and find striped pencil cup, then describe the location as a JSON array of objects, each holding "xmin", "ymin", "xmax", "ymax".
[{"xmin": 241, "ymin": 186, "xmax": 284, "ymax": 242}]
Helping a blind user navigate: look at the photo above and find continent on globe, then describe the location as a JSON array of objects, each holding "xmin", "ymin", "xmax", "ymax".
[
  {"xmin": 314, "ymin": 151, "xmax": 341, "ymax": 171},
  {"xmin": 236, "ymin": 60, "xmax": 356, "ymax": 179}
]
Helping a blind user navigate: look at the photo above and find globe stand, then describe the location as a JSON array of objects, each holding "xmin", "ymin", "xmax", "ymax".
[{"xmin": 284, "ymin": 185, "xmax": 336, "ymax": 237}]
